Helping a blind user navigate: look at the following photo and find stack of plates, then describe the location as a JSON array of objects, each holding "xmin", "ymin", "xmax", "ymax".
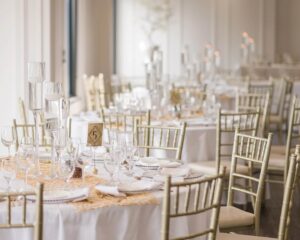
[
  {"xmin": 135, "ymin": 157, "xmax": 181, "ymax": 170},
  {"xmin": 27, "ymin": 188, "xmax": 89, "ymax": 204}
]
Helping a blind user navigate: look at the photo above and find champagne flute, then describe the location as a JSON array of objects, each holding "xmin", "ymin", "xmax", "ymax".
[
  {"xmin": 53, "ymin": 128, "xmax": 67, "ymax": 165},
  {"xmin": 28, "ymin": 62, "xmax": 45, "ymax": 175},
  {"xmin": 1, "ymin": 126, "xmax": 15, "ymax": 160},
  {"xmin": 44, "ymin": 81, "xmax": 63, "ymax": 178}
]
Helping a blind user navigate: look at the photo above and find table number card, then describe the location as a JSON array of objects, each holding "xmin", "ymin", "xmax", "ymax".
[{"xmin": 87, "ymin": 122, "xmax": 103, "ymax": 146}]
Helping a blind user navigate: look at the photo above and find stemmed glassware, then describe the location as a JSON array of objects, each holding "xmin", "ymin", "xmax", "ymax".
[
  {"xmin": 16, "ymin": 137, "xmax": 34, "ymax": 185},
  {"xmin": 57, "ymin": 150, "xmax": 75, "ymax": 189},
  {"xmin": 1, "ymin": 126, "xmax": 15, "ymax": 160},
  {"xmin": 0, "ymin": 159, "xmax": 16, "ymax": 192},
  {"xmin": 28, "ymin": 62, "xmax": 45, "ymax": 175},
  {"xmin": 53, "ymin": 128, "xmax": 67, "ymax": 163},
  {"xmin": 103, "ymin": 145, "xmax": 123, "ymax": 185},
  {"xmin": 44, "ymin": 81, "xmax": 63, "ymax": 178}
]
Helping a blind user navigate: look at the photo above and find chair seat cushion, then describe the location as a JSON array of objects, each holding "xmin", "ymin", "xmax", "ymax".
[
  {"xmin": 269, "ymin": 115, "xmax": 282, "ymax": 123},
  {"xmin": 219, "ymin": 206, "xmax": 255, "ymax": 229},
  {"xmin": 217, "ymin": 232, "xmax": 275, "ymax": 240},
  {"xmin": 269, "ymin": 153, "xmax": 285, "ymax": 170},
  {"xmin": 188, "ymin": 161, "xmax": 249, "ymax": 176},
  {"xmin": 271, "ymin": 145, "xmax": 285, "ymax": 155}
]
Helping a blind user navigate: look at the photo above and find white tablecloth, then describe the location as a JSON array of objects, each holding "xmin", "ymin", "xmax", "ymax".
[
  {"xmin": 71, "ymin": 116, "xmax": 218, "ymax": 164},
  {"xmin": 0, "ymin": 168, "xmax": 212, "ymax": 240}
]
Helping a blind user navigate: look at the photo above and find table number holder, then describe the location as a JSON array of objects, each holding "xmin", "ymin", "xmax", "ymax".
[{"xmin": 87, "ymin": 122, "xmax": 103, "ymax": 174}]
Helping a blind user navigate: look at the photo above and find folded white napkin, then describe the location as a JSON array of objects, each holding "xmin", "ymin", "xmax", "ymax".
[
  {"xmin": 137, "ymin": 158, "xmax": 178, "ymax": 168},
  {"xmin": 159, "ymin": 162, "xmax": 181, "ymax": 168},
  {"xmin": 160, "ymin": 167, "xmax": 190, "ymax": 177},
  {"xmin": 118, "ymin": 181, "xmax": 162, "ymax": 193},
  {"xmin": 95, "ymin": 184, "xmax": 126, "ymax": 197}
]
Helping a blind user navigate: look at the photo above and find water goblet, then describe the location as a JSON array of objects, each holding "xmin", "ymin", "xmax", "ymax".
[
  {"xmin": 0, "ymin": 160, "xmax": 16, "ymax": 192},
  {"xmin": 57, "ymin": 151, "xmax": 75, "ymax": 189},
  {"xmin": 1, "ymin": 126, "xmax": 15, "ymax": 160},
  {"xmin": 16, "ymin": 137, "xmax": 34, "ymax": 185}
]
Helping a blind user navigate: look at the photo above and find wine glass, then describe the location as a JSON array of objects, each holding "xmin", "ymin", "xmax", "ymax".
[
  {"xmin": 53, "ymin": 128, "xmax": 67, "ymax": 164},
  {"xmin": 1, "ymin": 126, "xmax": 15, "ymax": 159},
  {"xmin": 57, "ymin": 151, "xmax": 75, "ymax": 189},
  {"xmin": 103, "ymin": 146, "xmax": 123, "ymax": 185},
  {"xmin": 0, "ymin": 160, "xmax": 16, "ymax": 192},
  {"xmin": 16, "ymin": 137, "xmax": 34, "ymax": 185},
  {"xmin": 76, "ymin": 143, "xmax": 93, "ymax": 181}
]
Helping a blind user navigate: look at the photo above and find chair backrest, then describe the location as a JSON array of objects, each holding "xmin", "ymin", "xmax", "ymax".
[
  {"xmin": 101, "ymin": 110, "xmax": 150, "ymax": 144},
  {"xmin": 283, "ymin": 79, "xmax": 294, "ymax": 121},
  {"xmin": 94, "ymin": 73, "xmax": 108, "ymax": 109},
  {"xmin": 134, "ymin": 122, "xmax": 187, "ymax": 160},
  {"xmin": 236, "ymin": 93, "xmax": 270, "ymax": 137},
  {"xmin": 0, "ymin": 183, "xmax": 44, "ymax": 240},
  {"xmin": 216, "ymin": 108, "xmax": 260, "ymax": 173},
  {"xmin": 284, "ymin": 96, "xmax": 300, "ymax": 181},
  {"xmin": 161, "ymin": 168, "xmax": 225, "ymax": 240},
  {"xmin": 18, "ymin": 98, "xmax": 28, "ymax": 126},
  {"xmin": 83, "ymin": 74, "xmax": 108, "ymax": 110},
  {"xmin": 247, "ymin": 81, "xmax": 273, "ymax": 98},
  {"xmin": 83, "ymin": 75, "xmax": 97, "ymax": 111},
  {"xmin": 277, "ymin": 150, "xmax": 300, "ymax": 240},
  {"xmin": 271, "ymin": 78, "xmax": 287, "ymax": 116},
  {"xmin": 170, "ymin": 84, "xmax": 206, "ymax": 107},
  {"xmin": 227, "ymin": 130, "xmax": 272, "ymax": 232},
  {"xmin": 13, "ymin": 119, "xmax": 50, "ymax": 150}
]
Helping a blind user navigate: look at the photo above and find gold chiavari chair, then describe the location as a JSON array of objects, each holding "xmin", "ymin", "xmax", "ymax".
[
  {"xmin": 272, "ymin": 79, "xmax": 294, "ymax": 152},
  {"xmin": 171, "ymin": 84, "xmax": 207, "ymax": 107},
  {"xmin": 218, "ymin": 148, "xmax": 300, "ymax": 240},
  {"xmin": 247, "ymin": 81, "xmax": 274, "ymax": 98},
  {"xmin": 95, "ymin": 73, "xmax": 109, "ymax": 109},
  {"xmin": 219, "ymin": 130, "xmax": 273, "ymax": 235},
  {"xmin": 189, "ymin": 108, "xmax": 260, "ymax": 176},
  {"xmin": 18, "ymin": 98, "xmax": 28, "ymax": 126},
  {"xmin": 110, "ymin": 80, "xmax": 132, "ymax": 103},
  {"xmin": 161, "ymin": 167, "xmax": 225, "ymax": 240},
  {"xmin": 100, "ymin": 109, "xmax": 151, "ymax": 144},
  {"xmin": 269, "ymin": 79, "xmax": 288, "ymax": 143},
  {"xmin": 267, "ymin": 96, "xmax": 300, "ymax": 184},
  {"xmin": 83, "ymin": 74, "xmax": 108, "ymax": 111},
  {"xmin": 236, "ymin": 93, "xmax": 270, "ymax": 137},
  {"xmin": 134, "ymin": 122, "xmax": 187, "ymax": 161},
  {"xmin": 83, "ymin": 74, "xmax": 97, "ymax": 111},
  {"xmin": 0, "ymin": 183, "xmax": 44, "ymax": 240},
  {"xmin": 13, "ymin": 119, "xmax": 50, "ymax": 150}
]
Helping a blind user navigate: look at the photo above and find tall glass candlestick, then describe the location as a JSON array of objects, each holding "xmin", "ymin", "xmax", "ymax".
[{"xmin": 28, "ymin": 62, "xmax": 45, "ymax": 176}]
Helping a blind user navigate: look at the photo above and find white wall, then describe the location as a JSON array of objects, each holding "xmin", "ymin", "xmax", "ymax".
[
  {"xmin": 116, "ymin": 0, "xmax": 276, "ymax": 80},
  {"xmin": 0, "ymin": 0, "xmax": 63, "ymax": 154}
]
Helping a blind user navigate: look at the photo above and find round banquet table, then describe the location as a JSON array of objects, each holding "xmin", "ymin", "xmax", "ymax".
[
  {"xmin": 71, "ymin": 115, "xmax": 218, "ymax": 164},
  {"xmin": 0, "ymin": 169, "xmax": 212, "ymax": 240}
]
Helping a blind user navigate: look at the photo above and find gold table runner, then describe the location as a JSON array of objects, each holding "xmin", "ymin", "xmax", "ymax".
[{"xmin": 13, "ymin": 162, "xmax": 159, "ymax": 212}]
